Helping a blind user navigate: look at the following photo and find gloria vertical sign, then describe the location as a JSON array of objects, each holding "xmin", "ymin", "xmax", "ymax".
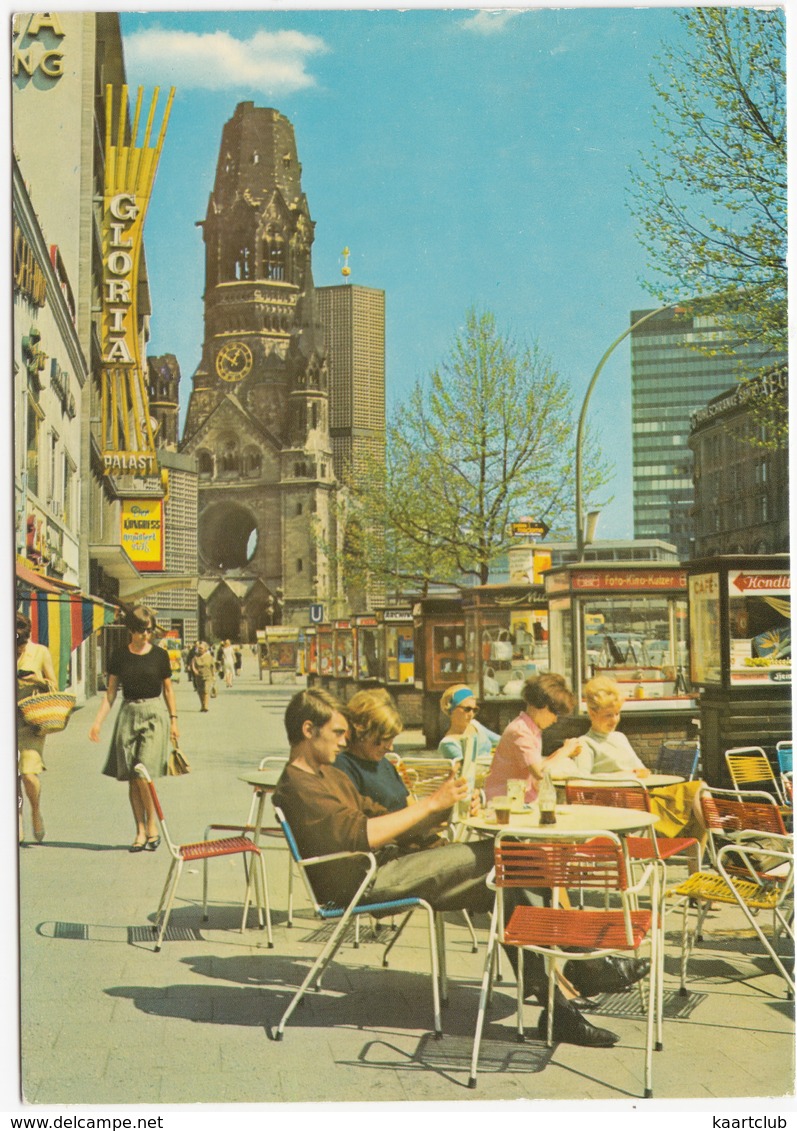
[
  {"xmin": 101, "ymin": 84, "xmax": 174, "ymax": 478},
  {"xmin": 120, "ymin": 499, "xmax": 164, "ymax": 571}
]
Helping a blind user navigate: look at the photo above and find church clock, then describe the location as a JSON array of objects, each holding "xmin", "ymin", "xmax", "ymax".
[{"xmin": 216, "ymin": 341, "xmax": 253, "ymax": 382}]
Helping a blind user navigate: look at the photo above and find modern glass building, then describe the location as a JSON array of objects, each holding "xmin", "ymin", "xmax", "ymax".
[
  {"xmin": 316, "ymin": 284, "xmax": 386, "ymax": 484},
  {"xmin": 630, "ymin": 307, "xmax": 782, "ymax": 560}
]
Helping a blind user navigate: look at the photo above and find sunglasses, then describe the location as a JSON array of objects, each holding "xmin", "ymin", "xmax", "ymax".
[
  {"xmin": 458, "ymin": 705, "xmax": 479, "ymax": 714},
  {"xmin": 135, "ymin": 626, "xmax": 154, "ymax": 634}
]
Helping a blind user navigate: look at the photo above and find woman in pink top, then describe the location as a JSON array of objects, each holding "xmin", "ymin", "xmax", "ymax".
[{"xmin": 485, "ymin": 673, "xmax": 582, "ymax": 804}]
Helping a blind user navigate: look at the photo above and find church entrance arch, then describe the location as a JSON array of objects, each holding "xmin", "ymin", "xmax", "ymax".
[{"xmin": 199, "ymin": 501, "xmax": 259, "ymax": 571}]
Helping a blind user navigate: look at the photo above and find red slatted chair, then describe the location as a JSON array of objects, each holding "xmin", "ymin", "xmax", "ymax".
[
  {"xmin": 135, "ymin": 765, "xmax": 271, "ymax": 951},
  {"xmin": 469, "ymin": 831, "xmax": 661, "ymax": 1097},
  {"xmin": 564, "ymin": 780, "xmax": 699, "ymax": 867}
]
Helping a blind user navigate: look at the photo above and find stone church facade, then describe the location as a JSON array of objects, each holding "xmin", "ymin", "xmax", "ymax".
[{"xmin": 181, "ymin": 103, "xmax": 341, "ymax": 635}]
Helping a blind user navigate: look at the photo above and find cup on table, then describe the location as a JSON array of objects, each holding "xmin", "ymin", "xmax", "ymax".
[
  {"xmin": 507, "ymin": 779, "xmax": 526, "ymax": 807},
  {"xmin": 493, "ymin": 797, "xmax": 511, "ymax": 825}
]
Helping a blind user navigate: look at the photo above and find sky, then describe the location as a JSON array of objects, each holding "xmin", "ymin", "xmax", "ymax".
[{"xmin": 119, "ymin": 5, "xmax": 733, "ymax": 541}]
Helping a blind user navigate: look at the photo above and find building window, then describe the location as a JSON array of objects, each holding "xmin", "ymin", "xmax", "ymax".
[
  {"xmin": 63, "ymin": 454, "xmax": 75, "ymax": 527},
  {"xmin": 297, "ymin": 558, "xmax": 303, "ymax": 573},
  {"xmin": 198, "ymin": 450, "xmax": 213, "ymax": 478},
  {"xmin": 296, "ymin": 502, "xmax": 303, "ymax": 516},
  {"xmin": 26, "ymin": 398, "xmax": 42, "ymax": 497}
]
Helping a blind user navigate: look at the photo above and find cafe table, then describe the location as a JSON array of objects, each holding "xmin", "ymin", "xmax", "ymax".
[{"xmin": 464, "ymin": 802, "xmax": 658, "ymax": 838}]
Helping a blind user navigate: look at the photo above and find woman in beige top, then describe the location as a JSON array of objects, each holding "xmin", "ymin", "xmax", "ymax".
[{"xmin": 16, "ymin": 611, "xmax": 56, "ymax": 844}]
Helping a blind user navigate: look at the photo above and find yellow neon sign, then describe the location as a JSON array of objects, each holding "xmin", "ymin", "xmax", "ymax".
[{"xmin": 101, "ymin": 84, "xmax": 174, "ymax": 477}]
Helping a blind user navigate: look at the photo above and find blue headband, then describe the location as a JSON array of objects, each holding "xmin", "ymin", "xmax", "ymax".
[{"xmin": 450, "ymin": 687, "xmax": 475, "ymax": 708}]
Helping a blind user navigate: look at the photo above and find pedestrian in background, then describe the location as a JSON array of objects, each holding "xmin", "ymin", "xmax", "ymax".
[
  {"xmin": 89, "ymin": 605, "xmax": 178, "ymax": 852},
  {"xmin": 16, "ymin": 611, "xmax": 56, "ymax": 844},
  {"xmin": 191, "ymin": 641, "xmax": 216, "ymax": 712},
  {"xmin": 221, "ymin": 639, "xmax": 236, "ymax": 687}
]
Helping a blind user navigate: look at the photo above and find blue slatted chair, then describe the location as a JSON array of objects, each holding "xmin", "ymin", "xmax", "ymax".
[
  {"xmin": 656, "ymin": 740, "xmax": 700, "ymax": 780},
  {"xmin": 272, "ymin": 805, "xmax": 444, "ymax": 1040}
]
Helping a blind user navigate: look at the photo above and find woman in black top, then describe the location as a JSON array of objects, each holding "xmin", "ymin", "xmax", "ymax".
[{"xmin": 89, "ymin": 606, "xmax": 179, "ymax": 851}]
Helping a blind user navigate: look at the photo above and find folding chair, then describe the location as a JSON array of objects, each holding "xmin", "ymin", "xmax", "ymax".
[
  {"xmin": 203, "ymin": 756, "xmax": 287, "ymax": 932},
  {"xmin": 725, "ymin": 747, "xmax": 789, "ymax": 807},
  {"xmin": 656, "ymin": 739, "xmax": 700, "ymax": 780},
  {"xmin": 135, "ymin": 765, "xmax": 271, "ymax": 951},
  {"xmin": 469, "ymin": 831, "xmax": 661, "ymax": 1098},
  {"xmin": 272, "ymin": 806, "xmax": 444, "ymax": 1040},
  {"xmin": 666, "ymin": 786, "xmax": 793, "ymax": 996}
]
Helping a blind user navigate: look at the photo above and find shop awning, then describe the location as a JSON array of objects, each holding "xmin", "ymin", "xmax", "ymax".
[{"xmin": 16, "ymin": 563, "xmax": 118, "ymax": 691}]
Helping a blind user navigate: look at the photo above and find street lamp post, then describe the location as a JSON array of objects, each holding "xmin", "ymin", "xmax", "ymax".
[{"xmin": 575, "ymin": 303, "xmax": 677, "ymax": 559}]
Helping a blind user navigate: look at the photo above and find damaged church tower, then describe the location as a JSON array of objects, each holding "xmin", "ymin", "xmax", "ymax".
[{"xmin": 181, "ymin": 103, "xmax": 339, "ymax": 635}]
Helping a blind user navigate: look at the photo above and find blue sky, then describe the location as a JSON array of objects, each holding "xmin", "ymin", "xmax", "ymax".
[{"xmin": 120, "ymin": 6, "xmax": 697, "ymax": 540}]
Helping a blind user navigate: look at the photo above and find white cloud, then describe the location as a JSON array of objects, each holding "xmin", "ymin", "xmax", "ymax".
[
  {"xmin": 123, "ymin": 27, "xmax": 329, "ymax": 94},
  {"xmin": 459, "ymin": 10, "xmax": 525, "ymax": 36}
]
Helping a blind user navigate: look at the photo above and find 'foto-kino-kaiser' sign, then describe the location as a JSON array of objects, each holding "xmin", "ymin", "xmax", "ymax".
[{"xmin": 101, "ymin": 84, "xmax": 174, "ymax": 478}]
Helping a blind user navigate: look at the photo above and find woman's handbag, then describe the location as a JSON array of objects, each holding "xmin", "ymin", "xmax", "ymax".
[
  {"xmin": 17, "ymin": 691, "xmax": 77, "ymax": 734},
  {"xmin": 167, "ymin": 747, "xmax": 191, "ymax": 776}
]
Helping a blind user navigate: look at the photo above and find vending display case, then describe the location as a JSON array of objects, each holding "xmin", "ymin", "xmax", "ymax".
[
  {"xmin": 461, "ymin": 584, "xmax": 549, "ymax": 702},
  {"xmin": 317, "ymin": 623, "xmax": 334, "ymax": 678},
  {"xmin": 333, "ymin": 619, "xmax": 355, "ymax": 679},
  {"xmin": 412, "ymin": 596, "xmax": 465, "ymax": 745},
  {"xmin": 354, "ymin": 614, "xmax": 383, "ymax": 681},
  {"xmin": 304, "ymin": 627, "xmax": 318, "ymax": 677},
  {"xmin": 382, "ymin": 608, "xmax": 415, "ymax": 685},
  {"xmin": 687, "ymin": 554, "xmax": 791, "ymax": 782}
]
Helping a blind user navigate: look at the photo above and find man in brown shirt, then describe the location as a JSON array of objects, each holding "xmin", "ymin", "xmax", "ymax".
[{"xmin": 273, "ymin": 688, "xmax": 650, "ymax": 1047}]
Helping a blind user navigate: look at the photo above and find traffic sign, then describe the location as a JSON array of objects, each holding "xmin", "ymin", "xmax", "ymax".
[{"xmin": 309, "ymin": 603, "xmax": 324, "ymax": 624}]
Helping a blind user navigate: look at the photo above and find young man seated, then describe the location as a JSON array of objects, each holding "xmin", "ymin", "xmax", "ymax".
[{"xmin": 272, "ymin": 688, "xmax": 650, "ymax": 1047}]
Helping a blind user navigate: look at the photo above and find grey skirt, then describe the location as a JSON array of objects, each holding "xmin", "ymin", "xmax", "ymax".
[{"xmin": 102, "ymin": 699, "xmax": 170, "ymax": 781}]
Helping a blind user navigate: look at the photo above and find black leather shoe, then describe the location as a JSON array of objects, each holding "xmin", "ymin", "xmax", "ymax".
[
  {"xmin": 564, "ymin": 956, "xmax": 650, "ymax": 998},
  {"xmin": 538, "ymin": 1003, "xmax": 618, "ymax": 1047}
]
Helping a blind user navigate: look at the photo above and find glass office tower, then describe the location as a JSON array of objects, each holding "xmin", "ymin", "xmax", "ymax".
[{"xmin": 630, "ymin": 307, "xmax": 781, "ymax": 560}]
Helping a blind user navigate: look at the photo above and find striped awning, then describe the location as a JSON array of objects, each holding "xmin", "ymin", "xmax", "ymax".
[{"xmin": 16, "ymin": 564, "xmax": 118, "ymax": 690}]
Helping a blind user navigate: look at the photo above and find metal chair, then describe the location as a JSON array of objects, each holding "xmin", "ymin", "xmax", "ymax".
[
  {"xmin": 468, "ymin": 831, "xmax": 662, "ymax": 1097},
  {"xmin": 272, "ymin": 805, "xmax": 444, "ymax": 1040},
  {"xmin": 400, "ymin": 757, "xmax": 458, "ymax": 799},
  {"xmin": 656, "ymin": 739, "xmax": 700, "ymax": 780},
  {"xmin": 202, "ymin": 756, "xmax": 288, "ymax": 931},
  {"xmin": 135, "ymin": 765, "xmax": 272, "ymax": 951},
  {"xmin": 666, "ymin": 786, "xmax": 793, "ymax": 996},
  {"xmin": 725, "ymin": 746, "xmax": 789, "ymax": 807}
]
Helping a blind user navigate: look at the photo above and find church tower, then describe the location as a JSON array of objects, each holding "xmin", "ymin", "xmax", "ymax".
[{"xmin": 181, "ymin": 103, "xmax": 339, "ymax": 634}]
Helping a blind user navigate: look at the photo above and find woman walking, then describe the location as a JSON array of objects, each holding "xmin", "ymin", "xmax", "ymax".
[
  {"xmin": 89, "ymin": 606, "xmax": 179, "ymax": 852},
  {"xmin": 221, "ymin": 639, "xmax": 236, "ymax": 688},
  {"xmin": 16, "ymin": 611, "xmax": 56, "ymax": 844},
  {"xmin": 191, "ymin": 641, "xmax": 216, "ymax": 711}
]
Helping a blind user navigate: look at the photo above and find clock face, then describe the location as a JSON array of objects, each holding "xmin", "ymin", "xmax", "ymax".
[{"xmin": 216, "ymin": 341, "xmax": 253, "ymax": 382}]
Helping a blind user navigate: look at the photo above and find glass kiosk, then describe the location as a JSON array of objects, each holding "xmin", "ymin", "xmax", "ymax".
[
  {"xmin": 544, "ymin": 561, "xmax": 697, "ymax": 762},
  {"xmin": 687, "ymin": 553, "xmax": 791, "ymax": 784}
]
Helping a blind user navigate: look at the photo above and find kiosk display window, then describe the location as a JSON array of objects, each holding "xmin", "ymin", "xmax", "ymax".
[
  {"xmin": 386, "ymin": 623, "xmax": 414, "ymax": 683},
  {"xmin": 727, "ymin": 569, "xmax": 790, "ymax": 687},
  {"xmin": 318, "ymin": 627, "xmax": 333, "ymax": 676},
  {"xmin": 355, "ymin": 618, "xmax": 383, "ymax": 681},
  {"xmin": 334, "ymin": 622, "xmax": 354, "ymax": 677}
]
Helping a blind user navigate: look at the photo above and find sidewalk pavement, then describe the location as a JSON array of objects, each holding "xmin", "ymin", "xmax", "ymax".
[{"xmin": 15, "ymin": 653, "xmax": 795, "ymax": 1107}]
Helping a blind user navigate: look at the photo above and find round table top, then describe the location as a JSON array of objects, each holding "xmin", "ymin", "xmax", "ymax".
[
  {"xmin": 238, "ymin": 767, "xmax": 284, "ymax": 790},
  {"xmin": 465, "ymin": 803, "xmax": 658, "ymax": 836},
  {"xmin": 549, "ymin": 771, "xmax": 684, "ymax": 789}
]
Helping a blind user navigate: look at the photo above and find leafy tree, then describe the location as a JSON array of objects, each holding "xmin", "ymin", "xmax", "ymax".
[
  {"xmin": 333, "ymin": 309, "xmax": 611, "ymax": 595},
  {"xmin": 630, "ymin": 6, "xmax": 787, "ymax": 444}
]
